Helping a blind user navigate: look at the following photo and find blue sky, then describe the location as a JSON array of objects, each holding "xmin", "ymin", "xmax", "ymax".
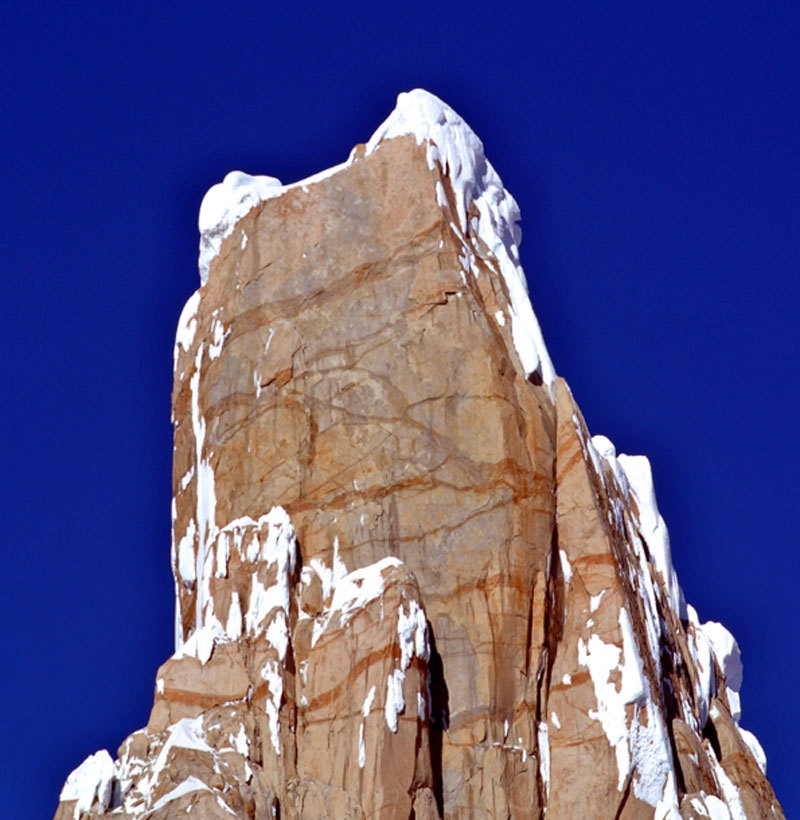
[{"xmin": 2, "ymin": 3, "xmax": 797, "ymax": 816}]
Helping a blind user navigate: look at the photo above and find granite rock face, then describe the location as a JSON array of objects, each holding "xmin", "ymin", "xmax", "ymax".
[{"xmin": 54, "ymin": 90, "xmax": 783, "ymax": 819}]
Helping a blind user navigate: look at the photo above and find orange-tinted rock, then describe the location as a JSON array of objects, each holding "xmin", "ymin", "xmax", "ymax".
[{"xmin": 53, "ymin": 90, "xmax": 783, "ymax": 820}]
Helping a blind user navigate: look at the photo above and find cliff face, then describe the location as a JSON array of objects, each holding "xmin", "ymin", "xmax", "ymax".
[{"xmin": 54, "ymin": 90, "xmax": 783, "ymax": 820}]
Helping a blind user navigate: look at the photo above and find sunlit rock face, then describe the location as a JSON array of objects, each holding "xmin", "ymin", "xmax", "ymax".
[{"xmin": 54, "ymin": 90, "xmax": 783, "ymax": 820}]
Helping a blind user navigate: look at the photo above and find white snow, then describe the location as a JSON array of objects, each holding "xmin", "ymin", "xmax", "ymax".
[
  {"xmin": 585, "ymin": 421, "xmax": 769, "ymax": 793},
  {"xmin": 737, "ymin": 726, "xmax": 767, "ymax": 774},
  {"xmin": 617, "ymin": 453, "xmax": 685, "ymax": 617},
  {"xmin": 537, "ymin": 721, "xmax": 550, "ymax": 798},
  {"xmin": 174, "ymin": 290, "xmax": 201, "ymax": 366},
  {"xmin": 301, "ymin": 541, "xmax": 426, "ymax": 735},
  {"xmin": 653, "ymin": 771, "xmax": 681, "ymax": 819},
  {"xmin": 245, "ymin": 575, "xmax": 284, "ymax": 637},
  {"xmin": 175, "ymin": 622, "xmax": 225, "ymax": 665},
  {"xmin": 208, "ymin": 316, "xmax": 228, "ymax": 360},
  {"xmin": 232, "ymin": 725, "xmax": 249, "ymax": 757},
  {"xmin": 198, "ymin": 172, "xmax": 283, "ymax": 284},
  {"xmin": 60, "ymin": 749, "xmax": 115, "ymax": 818},
  {"xmin": 179, "ymin": 466, "xmax": 195, "ymax": 491},
  {"xmin": 397, "ymin": 598, "xmax": 429, "ymax": 670},
  {"xmin": 186, "ymin": 342, "xmax": 219, "ymax": 638},
  {"xmin": 177, "ymin": 518, "xmax": 197, "ymax": 586},
  {"xmin": 709, "ymin": 752, "xmax": 748, "ymax": 820},
  {"xmin": 686, "ymin": 605, "xmax": 715, "ymax": 728},
  {"xmin": 175, "ymin": 507, "xmax": 298, "ymax": 661},
  {"xmin": 150, "ymin": 776, "xmax": 211, "ymax": 812},
  {"xmin": 700, "ymin": 621, "xmax": 743, "ymax": 722},
  {"xmin": 435, "ymin": 179, "xmax": 447, "ymax": 207},
  {"xmin": 215, "ymin": 531, "xmax": 229, "ymax": 579},
  {"xmin": 551, "ymin": 711, "xmax": 561, "ymax": 730},
  {"xmin": 385, "ymin": 668, "xmax": 405, "ymax": 732},
  {"xmin": 262, "ymin": 660, "xmax": 284, "ymax": 755},
  {"xmin": 147, "ymin": 717, "xmax": 213, "ymax": 797},
  {"xmin": 358, "ymin": 685, "xmax": 377, "ymax": 769},
  {"xmin": 265, "ymin": 611, "xmax": 290, "ymax": 662},
  {"xmin": 311, "ymin": 555, "xmax": 402, "ymax": 646},
  {"xmin": 358, "ymin": 723, "xmax": 367, "ymax": 769},
  {"xmin": 619, "ymin": 606, "xmax": 677, "ymax": 808},
  {"xmin": 578, "ymin": 628, "xmax": 632, "ymax": 789},
  {"xmin": 687, "ymin": 794, "xmax": 737, "ymax": 820},
  {"xmin": 362, "ymin": 684, "xmax": 377, "ymax": 717},
  {"xmin": 578, "ymin": 607, "xmax": 676, "ymax": 807},
  {"xmin": 559, "ymin": 550, "xmax": 573, "ymax": 585},
  {"xmin": 590, "ymin": 590, "xmax": 606, "ymax": 613},
  {"xmin": 198, "ymin": 159, "xmax": 349, "ymax": 285},
  {"xmin": 366, "ymin": 89, "xmax": 555, "ymax": 391}
]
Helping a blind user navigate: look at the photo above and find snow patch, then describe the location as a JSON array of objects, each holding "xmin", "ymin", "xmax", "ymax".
[
  {"xmin": 385, "ymin": 668, "xmax": 405, "ymax": 732},
  {"xmin": 578, "ymin": 607, "xmax": 676, "ymax": 806},
  {"xmin": 150, "ymin": 776, "xmax": 211, "ymax": 812},
  {"xmin": 232, "ymin": 725, "xmax": 249, "ymax": 757},
  {"xmin": 311, "ymin": 554, "xmax": 402, "ymax": 646},
  {"xmin": 174, "ymin": 290, "xmax": 201, "ymax": 369},
  {"xmin": 198, "ymin": 160, "xmax": 349, "ymax": 285},
  {"xmin": 397, "ymin": 598, "xmax": 429, "ymax": 670},
  {"xmin": 559, "ymin": 550, "xmax": 572, "ymax": 585},
  {"xmin": 198, "ymin": 172, "xmax": 282, "ymax": 284},
  {"xmin": 358, "ymin": 684, "xmax": 377, "ymax": 769},
  {"xmin": 590, "ymin": 590, "xmax": 606, "ymax": 613},
  {"xmin": 175, "ymin": 622, "xmax": 225, "ymax": 665},
  {"xmin": 709, "ymin": 752, "xmax": 748, "ymax": 820},
  {"xmin": 617, "ymin": 454, "xmax": 684, "ymax": 617},
  {"xmin": 686, "ymin": 605, "xmax": 716, "ymax": 728},
  {"xmin": 701, "ymin": 795, "xmax": 736, "ymax": 820},
  {"xmin": 700, "ymin": 620, "xmax": 743, "ymax": 722},
  {"xmin": 362, "ymin": 684, "xmax": 377, "ymax": 717},
  {"xmin": 60, "ymin": 750, "xmax": 114, "ymax": 818},
  {"xmin": 262, "ymin": 660, "xmax": 284, "ymax": 755},
  {"xmin": 358, "ymin": 723, "xmax": 367, "ymax": 769},
  {"xmin": 737, "ymin": 726, "xmax": 767, "ymax": 774},
  {"xmin": 537, "ymin": 722, "xmax": 550, "ymax": 798},
  {"xmin": 208, "ymin": 316, "xmax": 229, "ymax": 360},
  {"xmin": 147, "ymin": 717, "xmax": 213, "ymax": 797}
]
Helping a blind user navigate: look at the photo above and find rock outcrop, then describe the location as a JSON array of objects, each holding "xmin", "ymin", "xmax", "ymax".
[{"xmin": 54, "ymin": 90, "xmax": 784, "ymax": 819}]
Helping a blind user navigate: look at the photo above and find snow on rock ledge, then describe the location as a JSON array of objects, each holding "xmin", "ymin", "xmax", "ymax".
[
  {"xmin": 59, "ymin": 749, "xmax": 114, "ymax": 818},
  {"xmin": 198, "ymin": 172, "xmax": 283, "ymax": 285}
]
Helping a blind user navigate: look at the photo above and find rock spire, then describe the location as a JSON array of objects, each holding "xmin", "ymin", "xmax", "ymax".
[{"xmin": 54, "ymin": 89, "xmax": 783, "ymax": 819}]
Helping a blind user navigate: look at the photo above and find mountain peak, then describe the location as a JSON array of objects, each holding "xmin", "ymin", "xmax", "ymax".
[{"xmin": 55, "ymin": 92, "xmax": 782, "ymax": 820}]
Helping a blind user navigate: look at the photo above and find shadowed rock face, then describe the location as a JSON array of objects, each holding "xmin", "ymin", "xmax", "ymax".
[{"xmin": 54, "ymin": 92, "xmax": 783, "ymax": 820}]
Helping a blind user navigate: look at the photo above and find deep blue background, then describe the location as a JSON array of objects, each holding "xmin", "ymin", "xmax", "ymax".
[{"xmin": 2, "ymin": 3, "xmax": 797, "ymax": 817}]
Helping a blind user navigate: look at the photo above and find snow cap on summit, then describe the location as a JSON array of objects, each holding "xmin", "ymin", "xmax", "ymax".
[{"xmin": 196, "ymin": 89, "xmax": 555, "ymax": 389}]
